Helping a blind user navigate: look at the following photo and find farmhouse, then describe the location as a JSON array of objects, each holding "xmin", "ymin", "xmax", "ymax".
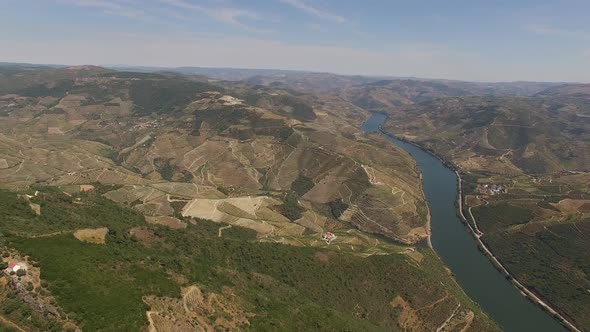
[
  {"xmin": 6, "ymin": 260, "xmax": 27, "ymax": 273},
  {"xmin": 321, "ymin": 232, "xmax": 337, "ymax": 244}
]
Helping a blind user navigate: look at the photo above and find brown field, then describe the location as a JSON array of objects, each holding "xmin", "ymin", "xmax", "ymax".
[
  {"xmin": 391, "ymin": 296, "xmax": 424, "ymax": 331},
  {"xmin": 293, "ymin": 210, "xmax": 326, "ymax": 232},
  {"xmin": 459, "ymin": 156, "xmax": 522, "ymax": 175},
  {"xmin": 181, "ymin": 196, "xmax": 305, "ymax": 237},
  {"xmin": 150, "ymin": 182, "xmax": 224, "ymax": 199},
  {"xmin": 554, "ymin": 199, "xmax": 590, "ymax": 214},
  {"xmin": 134, "ymin": 198, "xmax": 175, "ymax": 216},
  {"xmin": 144, "ymin": 285, "xmax": 254, "ymax": 332},
  {"xmin": 465, "ymin": 195, "xmax": 484, "ymax": 207},
  {"xmin": 79, "ymin": 184, "xmax": 95, "ymax": 192},
  {"xmin": 50, "ymin": 168, "xmax": 149, "ymax": 186},
  {"xmin": 128, "ymin": 227, "xmax": 162, "ymax": 247},
  {"xmin": 103, "ymin": 185, "xmax": 211, "ymax": 217},
  {"xmin": 145, "ymin": 216, "xmax": 187, "ymax": 229},
  {"xmin": 73, "ymin": 227, "xmax": 109, "ymax": 244}
]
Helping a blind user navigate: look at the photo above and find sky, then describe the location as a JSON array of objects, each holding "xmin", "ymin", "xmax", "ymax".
[{"xmin": 1, "ymin": 0, "xmax": 590, "ymax": 82}]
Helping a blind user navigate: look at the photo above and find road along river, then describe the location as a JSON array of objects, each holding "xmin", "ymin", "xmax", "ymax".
[{"xmin": 362, "ymin": 112, "xmax": 568, "ymax": 332}]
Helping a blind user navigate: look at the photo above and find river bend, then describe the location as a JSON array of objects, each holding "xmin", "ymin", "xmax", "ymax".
[{"xmin": 362, "ymin": 113, "xmax": 566, "ymax": 332}]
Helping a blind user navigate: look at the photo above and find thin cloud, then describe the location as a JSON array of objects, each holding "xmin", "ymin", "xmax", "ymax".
[
  {"xmin": 59, "ymin": 0, "xmax": 154, "ymax": 20},
  {"xmin": 525, "ymin": 24, "xmax": 562, "ymax": 35},
  {"xmin": 525, "ymin": 24, "xmax": 589, "ymax": 39},
  {"xmin": 158, "ymin": 0, "xmax": 271, "ymax": 32},
  {"xmin": 61, "ymin": 0, "xmax": 121, "ymax": 10},
  {"xmin": 279, "ymin": 0, "xmax": 345, "ymax": 23},
  {"xmin": 61, "ymin": 0, "xmax": 270, "ymax": 32}
]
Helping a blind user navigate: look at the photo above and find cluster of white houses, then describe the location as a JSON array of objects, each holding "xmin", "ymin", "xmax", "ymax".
[{"xmin": 482, "ymin": 184, "xmax": 507, "ymax": 195}]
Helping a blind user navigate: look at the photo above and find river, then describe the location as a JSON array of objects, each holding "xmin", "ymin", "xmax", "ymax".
[{"xmin": 361, "ymin": 113, "xmax": 566, "ymax": 332}]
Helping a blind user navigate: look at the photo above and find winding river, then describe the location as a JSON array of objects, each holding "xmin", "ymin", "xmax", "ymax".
[{"xmin": 362, "ymin": 113, "xmax": 566, "ymax": 332}]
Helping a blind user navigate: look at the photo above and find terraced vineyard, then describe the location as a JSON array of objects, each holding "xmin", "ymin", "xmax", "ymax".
[
  {"xmin": 378, "ymin": 86, "xmax": 590, "ymax": 330},
  {"xmin": 0, "ymin": 64, "xmax": 499, "ymax": 331}
]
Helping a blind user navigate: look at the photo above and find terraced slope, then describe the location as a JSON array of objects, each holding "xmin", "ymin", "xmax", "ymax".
[
  {"xmin": 380, "ymin": 91, "xmax": 590, "ymax": 330},
  {"xmin": 0, "ymin": 65, "xmax": 429, "ymax": 244},
  {"xmin": 382, "ymin": 96, "xmax": 590, "ymax": 174},
  {"xmin": 0, "ymin": 65, "xmax": 502, "ymax": 331}
]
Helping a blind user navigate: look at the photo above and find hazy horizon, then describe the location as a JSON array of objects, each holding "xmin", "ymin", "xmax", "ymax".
[
  {"xmin": 2, "ymin": 0, "xmax": 590, "ymax": 82},
  {"xmin": 2, "ymin": 61, "xmax": 581, "ymax": 84}
]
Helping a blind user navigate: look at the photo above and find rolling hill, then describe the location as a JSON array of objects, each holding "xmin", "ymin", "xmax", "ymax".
[
  {"xmin": 0, "ymin": 64, "xmax": 499, "ymax": 331},
  {"xmin": 380, "ymin": 87, "xmax": 590, "ymax": 329}
]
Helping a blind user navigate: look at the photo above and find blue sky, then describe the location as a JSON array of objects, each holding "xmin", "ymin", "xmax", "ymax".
[{"xmin": 1, "ymin": 0, "xmax": 589, "ymax": 82}]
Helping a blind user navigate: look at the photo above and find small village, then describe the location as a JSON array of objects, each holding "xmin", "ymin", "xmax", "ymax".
[{"xmin": 480, "ymin": 184, "xmax": 507, "ymax": 195}]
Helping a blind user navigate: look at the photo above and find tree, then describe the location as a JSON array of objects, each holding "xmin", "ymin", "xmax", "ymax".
[
  {"xmin": 291, "ymin": 175, "xmax": 314, "ymax": 196},
  {"xmin": 279, "ymin": 192, "xmax": 304, "ymax": 221},
  {"xmin": 328, "ymin": 199, "xmax": 349, "ymax": 218}
]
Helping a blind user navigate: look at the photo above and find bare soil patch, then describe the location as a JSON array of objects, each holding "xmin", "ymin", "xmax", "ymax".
[
  {"xmin": 145, "ymin": 216, "xmax": 187, "ymax": 229},
  {"xmin": 554, "ymin": 199, "xmax": 590, "ymax": 214},
  {"xmin": 391, "ymin": 295, "xmax": 424, "ymax": 331},
  {"xmin": 29, "ymin": 203, "xmax": 41, "ymax": 215},
  {"xmin": 144, "ymin": 285, "xmax": 254, "ymax": 332},
  {"xmin": 47, "ymin": 127, "xmax": 64, "ymax": 135},
  {"xmin": 442, "ymin": 309, "xmax": 475, "ymax": 332},
  {"xmin": 128, "ymin": 227, "xmax": 161, "ymax": 247},
  {"xmin": 73, "ymin": 227, "xmax": 109, "ymax": 244},
  {"xmin": 182, "ymin": 196, "xmax": 304, "ymax": 237},
  {"xmin": 79, "ymin": 184, "xmax": 95, "ymax": 192},
  {"xmin": 459, "ymin": 156, "xmax": 522, "ymax": 175}
]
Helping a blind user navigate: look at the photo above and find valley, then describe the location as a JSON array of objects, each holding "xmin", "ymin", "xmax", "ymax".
[
  {"xmin": 0, "ymin": 64, "xmax": 498, "ymax": 331},
  {"xmin": 1, "ymin": 62, "xmax": 589, "ymax": 331},
  {"xmin": 3, "ymin": 1, "xmax": 588, "ymax": 331},
  {"xmin": 374, "ymin": 83, "xmax": 590, "ymax": 331}
]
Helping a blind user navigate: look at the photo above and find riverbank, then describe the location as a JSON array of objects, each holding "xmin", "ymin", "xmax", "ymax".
[
  {"xmin": 419, "ymin": 166, "xmax": 433, "ymax": 249},
  {"xmin": 459, "ymin": 171, "xmax": 581, "ymax": 332},
  {"xmin": 377, "ymin": 123, "xmax": 582, "ymax": 332}
]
